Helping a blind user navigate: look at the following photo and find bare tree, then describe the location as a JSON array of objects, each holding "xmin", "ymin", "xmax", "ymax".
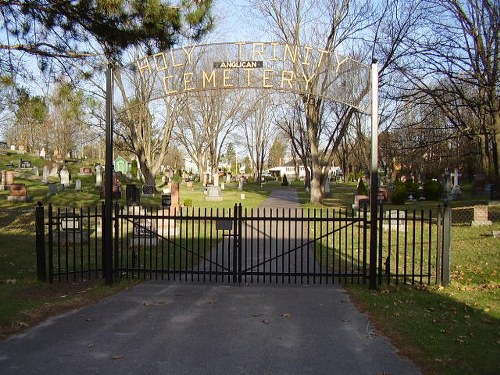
[
  {"xmin": 251, "ymin": 0, "xmax": 375, "ymax": 203},
  {"xmin": 396, "ymin": 0, "xmax": 499, "ymax": 178},
  {"xmin": 175, "ymin": 89, "xmax": 244, "ymax": 186},
  {"xmin": 240, "ymin": 91, "xmax": 277, "ymax": 184},
  {"xmin": 114, "ymin": 59, "xmax": 182, "ymax": 190}
]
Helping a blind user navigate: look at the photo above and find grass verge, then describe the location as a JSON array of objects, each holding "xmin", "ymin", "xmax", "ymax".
[{"xmin": 346, "ymin": 223, "xmax": 500, "ymax": 375}]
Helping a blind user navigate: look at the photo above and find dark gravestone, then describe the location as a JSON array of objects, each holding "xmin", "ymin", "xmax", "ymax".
[
  {"xmin": 490, "ymin": 183, "xmax": 500, "ymax": 200},
  {"xmin": 161, "ymin": 193, "xmax": 171, "ymax": 207},
  {"xmin": 142, "ymin": 184, "xmax": 154, "ymax": 195},
  {"xmin": 126, "ymin": 184, "xmax": 140, "ymax": 206},
  {"xmin": 20, "ymin": 160, "xmax": 31, "ymax": 168}
]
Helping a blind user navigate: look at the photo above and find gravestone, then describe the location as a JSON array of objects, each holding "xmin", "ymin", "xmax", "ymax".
[
  {"xmin": 352, "ymin": 195, "xmax": 369, "ymax": 210},
  {"xmin": 0, "ymin": 170, "xmax": 7, "ymax": 190},
  {"xmin": 171, "ymin": 182, "xmax": 180, "ymax": 207},
  {"xmin": 1, "ymin": 170, "xmax": 14, "ymax": 190},
  {"xmin": 449, "ymin": 168, "xmax": 462, "ymax": 200},
  {"xmin": 7, "ymin": 183, "xmax": 28, "ymax": 201},
  {"xmin": 10, "ymin": 145, "xmax": 15, "ymax": 151},
  {"xmin": 42, "ymin": 166, "xmax": 49, "ymax": 184},
  {"xmin": 206, "ymin": 185, "xmax": 223, "ymax": 201},
  {"xmin": 19, "ymin": 159, "xmax": 31, "ymax": 168},
  {"xmin": 39, "ymin": 148, "xmax": 46, "ymax": 159},
  {"xmin": 142, "ymin": 184, "xmax": 154, "ymax": 195},
  {"xmin": 238, "ymin": 176, "xmax": 244, "ymax": 190},
  {"xmin": 95, "ymin": 165, "xmax": 102, "ymax": 188},
  {"xmin": 79, "ymin": 166, "xmax": 93, "ymax": 176},
  {"xmin": 102, "ymin": 171, "xmax": 122, "ymax": 198},
  {"xmin": 60, "ymin": 167, "xmax": 70, "ymax": 187},
  {"xmin": 161, "ymin": 193, "xmax": 171, "ymax": 207},
  {"xmin": 472, "ymin": 173, "xmax": 487, "ymax": 195},
  {"xmin": 324, "ymin": 178, "xmax": 331, "ymax": 196},
  {"xmin": 126, "ymin": 184, "xmax": 140, "ymax": 206},
  {"xmin": 75, "ymin": 179, "xmax": 82, "ymax": 191},
  {"xmin": 48, "ymin": 183, "xmax": 58, "ymax": 195},
  {"xmin": 32, "ymin": 166, "xmax": 39, "ymax": 176},
  {"xmin": 383, "ymin": 210, "xmax": 406, "ymax": 231},
  {"xmin": 471, "ymin": 205, "xmax": 492, "ymax": 226},
  {"xmin": 128, "ymin": 207, "xmax": 158, "ymax": 245}
]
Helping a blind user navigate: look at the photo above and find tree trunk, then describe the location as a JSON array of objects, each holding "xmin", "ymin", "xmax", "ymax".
[
  {"xmin": 494, "ymin": 109, "xmax": 500, "ymax": 179},
  {"xmin": 305, "ymin": 97, "xmax": 323, "ymax": 204}
]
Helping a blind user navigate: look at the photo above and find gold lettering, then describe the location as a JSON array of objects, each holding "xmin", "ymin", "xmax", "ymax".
[
  {"xmin": 182, "ymin": 45, "xmax": 196, "ymax": 64},
  {"xmin": 334, "ymin": 52, "xmax": 349, "ymax": 73},
  {"xmin": 170, "ymin": 50, "xmax": 182, "ymax": 67},
  {"xmin": 162, "ymin": 75, "xmax": 177, "ymax": 95},
  {"xmin": 153, "ymin": 52, "xmax": 168, "ymax": 72},
  {"xmin": 252, "ymin": 43, "xmax": 265, "ymax": 60},
  {"xmin": 271, "ymin": 42, "xmax": 280, "ymax": 61},
  {"xmin": 235, "ymin": 42, "xmax": 246, "ymax": 60},
  {"xmin": 137, "ymin": 58, "xmax": 152, "ymax": 76},
  {"xmin": 263, "ymin": 69, "xmax": 274, "ymax": 88},
  {"xmin": 202, "ymin": 70, "xmax": 216, "ymax": 88},
  {"xmin": 302, "ymin": 72, "xmax": 316, "ymax": 90},
  {"xmin": 281, "ymin": 70, "xmax": 294, "ymax": 89},
  {"xmin": 302, "ymin": 46, "xmax": 313, "ymax": 66},
  {"xmin": 316, "ymin": 49, "xmax": 330, "ymax": 69},
  {"xmin": 223, "ymin": 69, "xmax": 233, "ymax": 87},
  {"xmin": 283, "ymin": 44, "xmax": 298, "ymax": 63},
  {"xmin": 243, "ymin": 68, "xmax": 255, "ymax": 86},
  {"xmin": 184, "ymin": 73, "xmax": 194, "ymax": 91}
]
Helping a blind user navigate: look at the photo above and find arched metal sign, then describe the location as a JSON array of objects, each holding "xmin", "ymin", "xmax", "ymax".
[{"xmin": 115, "ymin": 42, "xmax": 371, "ymax": 115}]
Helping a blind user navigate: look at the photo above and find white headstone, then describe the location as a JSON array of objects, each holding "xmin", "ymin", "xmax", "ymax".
[
  {"xmin": 32, "ymin": 166, "xmax": 39, "ymax": 176},
  {"xmin": 42, "ymin": 166, "xmax": 49, "ymax": 184},
  {"xmin": 39, "ymin": 148, "xmax": 46, "ymax": 159},
  {"xmin": 324, "ymin": 178, "xmax": 331, "ymax": 194},
  {"xmin": 451, "ymin": 168, "xmax": 461, "ymax": 187},
  {"xmin": 95, "ymin": 165, "xmax": 102, "ymax": 187},
  {"xmin": 60, "ymin": 167, "xmax": 70, "ymax": 187},
  {"xmin": 10, "ymin": 145, "xmax": 15, "ymax": 151},
  {"xmin": 75, "ymin": 179, "xmax": 82, "ymax": 191}
]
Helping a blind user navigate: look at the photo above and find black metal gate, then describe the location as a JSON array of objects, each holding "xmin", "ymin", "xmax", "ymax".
[{"xmin": 36, "ymin": 203, "xmax": 450, "ymax": 286}]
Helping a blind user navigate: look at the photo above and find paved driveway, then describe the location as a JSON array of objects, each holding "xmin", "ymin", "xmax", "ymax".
[{"xmin": 0, "ymin": 282, "xmax": 420, "ymax": 375}]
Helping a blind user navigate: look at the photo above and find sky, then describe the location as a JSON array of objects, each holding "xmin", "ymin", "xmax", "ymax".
[{"xmin": 210, "ymin": 0, "xmax": 269, "ymax": 43}]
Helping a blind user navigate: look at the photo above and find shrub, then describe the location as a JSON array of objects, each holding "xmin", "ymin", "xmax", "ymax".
[
  {"xmin": 183, "ymin": 198, "xmax": 193, "ymax": 207},
  {"xmin": 281, "ymin": 174, "xmax": 289, "ymax": 186},
  {"xmin": 390, "ymin": 181, "xmax": 407, "ymax": 204},
  {"xmin": 131, "ymin": 160, "xmax": 138, "ymax": 180},
  {"xmin": 356, "ymin": 178, "xmax": 368, "ymax": 195},
  {"xmin": 423, "ymin": 180, "xmax": 444, "ymax": 200}
]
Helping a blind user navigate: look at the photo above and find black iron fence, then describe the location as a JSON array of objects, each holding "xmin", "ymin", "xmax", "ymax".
[{"xmin": 34, "ymin": 203, "xmax": 453, "ymax": 287}]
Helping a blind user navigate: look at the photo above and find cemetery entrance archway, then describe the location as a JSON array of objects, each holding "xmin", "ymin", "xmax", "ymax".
[{"xmin": 102, "ymin": 42, "xmax": 379, "ymax": 287}]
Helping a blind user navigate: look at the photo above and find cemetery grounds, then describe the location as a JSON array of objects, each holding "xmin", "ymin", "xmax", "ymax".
[{"xmin": 0, "ymin": 153, "xmax": 498, "ymax": 375}]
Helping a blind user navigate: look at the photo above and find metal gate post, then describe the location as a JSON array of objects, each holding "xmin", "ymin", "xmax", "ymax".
[
  {"xmin": 232, "ymin": 204, "xmax": 238, "ymax": 283},
  {"xmin": 47, "ymin": 204, "xmax": 54, "ymax": 283},
  {"xmin": 114, "ymin": 202, "xmax": 120, "ymax": 278},
  {"xmin": 441, "ymin": 205, "xmax": 451, "ymax": 286},
  {"xmin": 237, "ymin": 204, "xmax": 243, "ymax": 284},
  {"xmin": 35, "ymin": 202, "xmax": 47, "ymax": 282}
]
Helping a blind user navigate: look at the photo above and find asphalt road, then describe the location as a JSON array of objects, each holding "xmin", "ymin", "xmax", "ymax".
[{"xmin": 0, "ymin": 282, "xmax": 421, "ymax": 375}]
